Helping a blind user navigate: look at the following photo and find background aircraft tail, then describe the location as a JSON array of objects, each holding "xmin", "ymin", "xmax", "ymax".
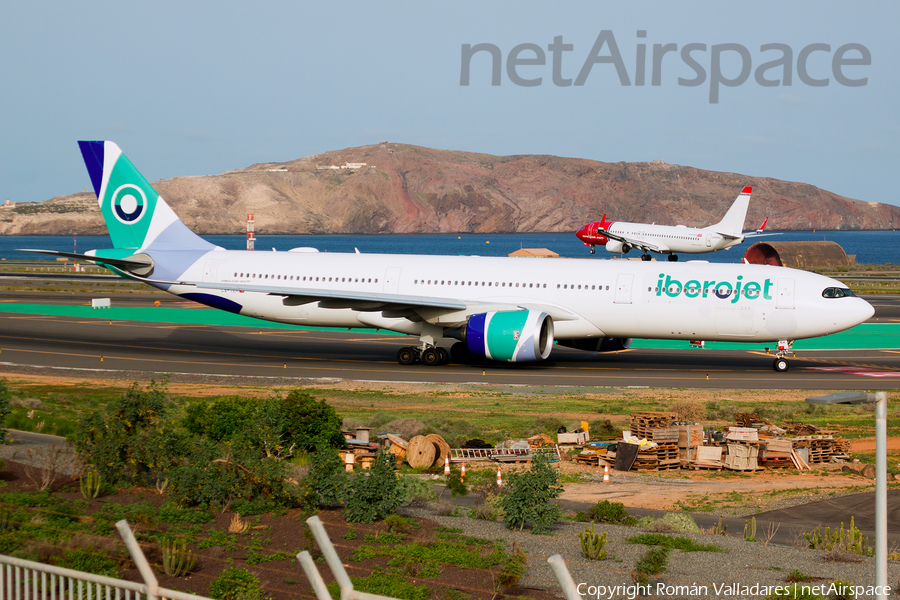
[
  {"xmin": 714, "ymin": 186, "xmax": 752, "ymax": 237},
  {"xmin": 79, "ymin": 141, "xmax": 214, "ymax": 252}
]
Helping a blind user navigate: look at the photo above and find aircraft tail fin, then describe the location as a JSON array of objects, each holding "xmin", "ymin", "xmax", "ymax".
[
  {"xmin": 78, "ymin": 141, "xmax": 215, "ymax": 252},
  {"xmin": 755, "ymin": 216, "xmax": 769, "ymax": 234},
  {"xmin": 714, "ymin": 186, "xmax": 752, "ymax": 237}
]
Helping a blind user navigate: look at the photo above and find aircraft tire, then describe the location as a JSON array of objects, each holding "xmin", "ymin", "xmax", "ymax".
[
  {"xmin": 450, "ymin": 342, "xmax": 469, "ymax": 360},
  {"xmin": 773, "ymin": 358, "xmax": 790, "ymax": 372},
  {"xmin": 437, "ymin": 347, "xmax": 449, "ymax": 365},
  {"xmin": 641, "ymin": 254, "xmax": 651, "ymax": 261},
  {"xmin": 668, "ymin": 254, "xmax": 678, "ymax": 262},
  {"xmin": 421, "ymin": 347, "xmax": 441, "ymax": 366},
  {"xmin": 397, "ymin": 347, "xmax": 417, "ymax": 365}
]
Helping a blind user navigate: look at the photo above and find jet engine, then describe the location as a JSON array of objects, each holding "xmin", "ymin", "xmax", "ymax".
[
  {"xmin": 558, "ymin": 337, "xmax": 633, "ymax": 353},
  {"xmin": 605, "ymin": 240, "xmax": 629, "ymax": 254},
  {"xmin": 462, "ymin": 310, "xmax": 554, "ymax": 362}
]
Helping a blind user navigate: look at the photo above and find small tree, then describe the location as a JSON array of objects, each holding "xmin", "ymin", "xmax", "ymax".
[
  {"xmin": 304, "ymin": 446, "xmax": 348, "ymax": 508},
  {"xmin": 0, "ymin": 380, "xmax": 11, "ymax": 445},
  {"xmin": 345, "ymin": 449, "xmax": 402, "ymax": 523},
  {"xmin": 498, "ymin": 450, "xmax": 563, "ymax": 534},
  {"xmin": 280, "ymin": 391, "xmax": 344, "ymax": 451}
]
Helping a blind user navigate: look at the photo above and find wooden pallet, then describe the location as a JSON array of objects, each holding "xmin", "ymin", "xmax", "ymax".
[
  {"xmin": 759, "ymin": 459, "xmax": 792, "ymax": 470},
  {"xmin": 688, "ymin": 462, "xmax": 723, "ymax": 471}
]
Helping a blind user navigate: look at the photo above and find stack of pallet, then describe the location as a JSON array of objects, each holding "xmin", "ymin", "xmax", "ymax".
[
  {"xmin": 724, "ymin": 443, "xmax": 760, "ymax": 471},
  {"xmin": 832, "ymin": 439, "xmax": 852, "ymax": 461},
  {"xmin": 630, "ymin": 411, "xmax": 677, "ymax": 439},
  {"xmin": 632, "ymin": 443, "xmax": 680, "ymax": 472},
  {"xmin": 689, "ymin": 446, "xmax": 723, "ymax": 470},
  {"xmin": 677, "ymin": 424, "xmax": 703, "ymax": 465},
  {"xmin": 759, "ymin": 438, "xmax": 793, "ymax": 470}
]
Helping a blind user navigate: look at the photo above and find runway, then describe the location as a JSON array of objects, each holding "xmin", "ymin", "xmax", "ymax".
[{"xmin": 1, "ymin": 308, "xmax": 899, "ymax": 388}]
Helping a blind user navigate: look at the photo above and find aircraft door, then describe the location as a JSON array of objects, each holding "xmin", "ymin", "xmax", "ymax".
[
  {"xmin": 776, "ymin": 278, "xmax": 795, "ymax": 309},
  {"xmin": 614, "ymin": 274, "xmax": 633, "ymax": 304},
  {"xmin": 203, "ymin": 259, "xmax": 219, "ymax": 282},
  {"xmin": 383, "ymin": 267, "xmax": 401, "ymax": 294},
  {"xmin": 705, "ymin": 234, "xmax": 712, "ymax": 247}
]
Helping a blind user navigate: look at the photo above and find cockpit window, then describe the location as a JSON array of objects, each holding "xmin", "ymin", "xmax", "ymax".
[{"xmin": 822, "ymin": 287, "xmax": 854, "ymax": 298}]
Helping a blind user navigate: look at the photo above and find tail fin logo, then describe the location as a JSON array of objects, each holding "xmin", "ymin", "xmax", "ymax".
[{"xmin": 111, "ymin": 184, "xmax": 147, "ymax": 224}]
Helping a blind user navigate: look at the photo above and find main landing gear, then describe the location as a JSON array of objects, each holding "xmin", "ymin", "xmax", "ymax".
[
  {"xmin": 768, "ymin": 339, "xmax": 794, "ymax": 372},
  {"xmin": 640, "ymin": 253, "xmax": 652, "ymax": 261},
  {"xmin": 396, "ymin": 342, "xmax": 469, "ymax": 366},
  {"xmin": 667, "ymin": 254, "xmax": 679, "ymax": 262}
]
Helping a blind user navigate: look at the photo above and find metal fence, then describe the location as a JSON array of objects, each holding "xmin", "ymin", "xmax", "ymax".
[{"xmin": 0, "ymin": 517, "xmax": 581, "ymax": 600}]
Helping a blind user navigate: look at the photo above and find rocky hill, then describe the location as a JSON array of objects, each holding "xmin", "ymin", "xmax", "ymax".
[{"xmin": 2, "ymin": 143, "xmax": 897, "ymax": 235}]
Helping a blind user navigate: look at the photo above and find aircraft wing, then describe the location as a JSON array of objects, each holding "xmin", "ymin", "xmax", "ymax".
[
  {"xmin": 142, "ymin": 277, "xmax": 578, "ymax": 325},
  {"xmin": 598, "ymin": 229, "xmax": 669, "ymax": 254}
]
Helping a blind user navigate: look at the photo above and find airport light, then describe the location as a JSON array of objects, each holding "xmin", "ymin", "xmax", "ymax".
[{"xmin": 805, "ymin": 391, "xmax": 887, "ymax": 599}]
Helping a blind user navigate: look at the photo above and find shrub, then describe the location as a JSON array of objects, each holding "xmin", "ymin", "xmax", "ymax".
[
  {"xmin": 209, "ymin": 567, "xmax": 268, "ymax": 600},
  {"xmin": 0, "ymin": 380, "xmax": 11, "ymax": 445},
  {"xmin": 304, "ymin": 446, "xmax": 348, "ymax": 508},
  {"xmin": 182, "ymin": 397, "xmax": 258, "ymax": 442},
  {"xmin": 280, "ymin": 390, "xmax": 344, "ymax": 451},
  {"xmin": 345, "ymin": 450, "xmax": 403, "ymax": 524},
  {"xmin": 633, "ymin": 546, "xmax": 669, "ymax": 586},
  {"xmin": 626, "ymin": 533, "xmax": 723, "ymax": 552},
  {"xmin": 669, "ymin": 400, "xmax": 705, "ymax": 422},
  {"xmin": 636, "ymin": 513, "xmax": 700, "ymax": 534},
  {"xmin": 73, "ymin": 381, "xmax": 188, "ymax": 486},
  {"xmin": 498, "ymin": 451, "xmax": 563, "ymax": 534},
  {"xmin": 589, "ymin": 500, "xmax": 636, "ymax": 526},
  {"xmin": 396, "ymin": 475, "xmax": 438, "ymax": 506}
]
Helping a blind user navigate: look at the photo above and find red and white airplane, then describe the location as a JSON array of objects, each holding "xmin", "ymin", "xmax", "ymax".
[{"xmin": 575, "ymin": 186, "xmax": 772, "ymax": 261}]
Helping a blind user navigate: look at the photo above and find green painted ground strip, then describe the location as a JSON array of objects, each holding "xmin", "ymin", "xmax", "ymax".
[{"xmin": 0, "ymin": 303, "xmax": 894, "ymax": 350}]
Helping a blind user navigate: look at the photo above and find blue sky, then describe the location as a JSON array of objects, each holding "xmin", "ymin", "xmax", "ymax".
[{"xmin": 2, "ymin": 1, "xmax": 897, "ymax": 206}]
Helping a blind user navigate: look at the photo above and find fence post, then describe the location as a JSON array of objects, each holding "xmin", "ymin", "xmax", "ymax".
[
  {"xmin": 547, "ymin": 554, "xmax": 581, "ymax": 600},
  {"xmin": 296, "ymin": 551, "xmax": 332, "ymax": 600},
  {"xmin": 305, "ymin": 516, "xmax": 353, "ymax": 596},
  {"xmin": 115, "ymin": 520, "xmax": 158, "ymax": 600}
]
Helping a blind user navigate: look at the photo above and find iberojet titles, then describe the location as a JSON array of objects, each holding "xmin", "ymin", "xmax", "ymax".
[
  {"xmin": 656, "ymin": 273, "xmax": 773, "ymax": 304},
  {"xmin": 576, "ymin": 582, "xmax": 891, "ymax": 599}
]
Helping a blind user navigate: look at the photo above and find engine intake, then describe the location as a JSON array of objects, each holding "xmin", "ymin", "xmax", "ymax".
[
  {"xmin": 605, "ymin": 240, "xmax": 628, "ymax": 254},
  {"xmin": 463, "ymin": 310, "xmax": 554, "ymax": 362}
]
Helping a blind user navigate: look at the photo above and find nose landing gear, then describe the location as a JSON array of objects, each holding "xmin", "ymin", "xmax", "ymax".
[{"xmin": 770, "ymin": 339, "xmax": 794, "ymax": 372}]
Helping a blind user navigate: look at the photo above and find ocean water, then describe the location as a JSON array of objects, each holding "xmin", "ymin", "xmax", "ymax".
[{"xmin": 2, "ymin": 230, "xmax": 899, "ymax": 265}]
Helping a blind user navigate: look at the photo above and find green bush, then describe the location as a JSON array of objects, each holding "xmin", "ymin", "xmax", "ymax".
[
  {"xmin": 345, "ymin": 450, "xmax": 403, "ymax": 524},
  {"xmin": 304, "ymin": 446, "xmax": 348, "ymax": 508},
  {"xmin": 0, "ymin": 380, "xmax": 10, "ymax": 445},
  {"xmin": 498, "ymin": 450, "xmax": 563, "ymax": 534},
  {"xmin": 55, "ymin": 548, "xmax": 119, "ymax": 578},
  {"xmin": 209, "ymin": 567, "xmax": 268, "ymax": 600},
  {"xmin": 182, "ymin": 397, "xmax": 258, "ymax": 442},
  {"xmin": 636, "ymin": 513, "xmax": 700, "ymax": 534},
  {"xmin": 73, "ymin": 381, "xmax": 189, "ymax": 486},
  {"xmin": 280, "ymin": 391, "xmax": 344, "ymax": 451},
  {"xmin": 626, "ymin": 533, "xmax": 723, "ymax": 553},
  {"xmin": 633, "ymin": 546, "xmax": 670, "ymax": 587},
  {"xmin": 397, "ymin": 475, "xmax": 438, "ymax": 506},
  {"xmin": 589, "ymin": 500, "xmax": 636, "ymax": 526}
]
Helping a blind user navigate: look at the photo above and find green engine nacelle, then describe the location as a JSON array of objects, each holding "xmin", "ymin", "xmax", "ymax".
[{"xmin": 462, "ymin": 310, "xmax": 554, "ymax": 362}]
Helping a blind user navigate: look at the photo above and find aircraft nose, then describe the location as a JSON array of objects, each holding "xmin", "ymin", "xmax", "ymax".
[{"xmin": 840, "ymin": 297, "xmax": 875, "ymax": 329}]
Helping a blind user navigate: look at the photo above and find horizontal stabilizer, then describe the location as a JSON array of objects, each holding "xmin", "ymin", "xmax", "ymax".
[{"xmin": 17, "ymin": 249, "xmax": 155, "ymax": 276}]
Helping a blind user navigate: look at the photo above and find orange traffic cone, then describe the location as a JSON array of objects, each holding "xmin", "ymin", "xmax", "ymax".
[
  {"xmin": 603, "ymin": 464, "xmax": 610, "ymax": 483},
  {"xmin": 496, "ymin": 468, "xmax": 503, "ymax": 487},
  {"xmin": 444, "ymin": 457, "xmax": 450, "ymax": 475},
  {"xmin": 460, "ymin": 462, "xmax": 466, "ymax": 480}
]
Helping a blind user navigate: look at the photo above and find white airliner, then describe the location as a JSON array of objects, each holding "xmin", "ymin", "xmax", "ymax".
[
  {"xmin": 23, "ymin": 142, "xmax": 873, "ymax": 373},
  {"xmin": 576, "ymin": 187, "xmax": 772, "ymax": 261}
]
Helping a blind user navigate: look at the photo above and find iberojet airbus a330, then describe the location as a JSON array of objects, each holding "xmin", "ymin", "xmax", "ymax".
[{"xmin": 24, "ymin": 142, "xmax": 874, "ymax": 372}]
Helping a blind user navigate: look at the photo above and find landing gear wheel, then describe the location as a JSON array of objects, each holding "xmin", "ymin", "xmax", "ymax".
[
  {"xmin": 589, "ymin": 246, "xmax": 595, "ymax": 254},
  {"xmin": 437, "ymin": 347, "xmax": 449, "ymax": 365},
  {"xmin": 397, "ymin": 347, "xmax": 417, "ymax": 365},
  {"xmin": 450, "ymin": 342, "xmax": 469, "ymax": 361},
  {"xmin": 421, "ymin": 347, "xmax": 441, "ymax": 366},
  {"xmin": 641, "ymin": 254, "xmax": 651, "ymax": 261},
  {"xmin": 773, "ymin": 357, "xmax": 790, "ymax": 372},
  {"xmin": 667, "ymin": 254, "xmax": 678, "ymax": 262}
]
